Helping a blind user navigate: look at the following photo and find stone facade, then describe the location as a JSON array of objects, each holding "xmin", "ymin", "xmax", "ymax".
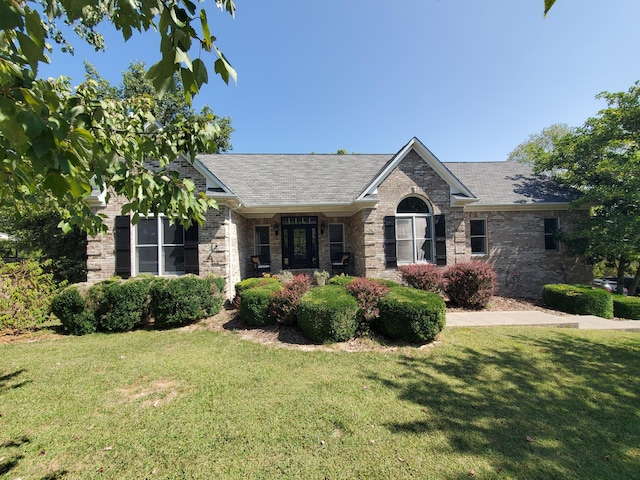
[{"xmin": 87, "ymin": 145, "xmax": 591, "ymax": 300}]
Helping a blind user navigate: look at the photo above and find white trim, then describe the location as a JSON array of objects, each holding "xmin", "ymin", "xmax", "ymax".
[{"xmin": 132, "ymin": 216, "xmax": 186, "ymax": 276}]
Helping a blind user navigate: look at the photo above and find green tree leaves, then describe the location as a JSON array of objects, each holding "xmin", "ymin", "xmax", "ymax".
[{"xmin": 1, "ymin": 1, "xmax": 237, "ymax": 234}]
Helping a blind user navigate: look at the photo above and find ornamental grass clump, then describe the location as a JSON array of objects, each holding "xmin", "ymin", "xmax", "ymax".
[
  {"xmin": 297, "ymin": 285, "xmax": 359, "ymax": 343},
  {"xmin": 269, "ymin": 274, "xmax": 312, "ymax": 325},
  {"xmin": 399, "ymin": 263, "xmax": 444, "ymax": 293},
  {"xmin": 376, "ymin": 287, "xmax": 446, "ymax": 343},
  {"xmin": 443, "ymin": 261, "xmax": 496, "ymax": 309}
]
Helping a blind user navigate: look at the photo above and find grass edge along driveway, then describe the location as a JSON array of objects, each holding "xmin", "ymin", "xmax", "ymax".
[{"xmin": 1, "ymin": 326, "xmax": 639, "ymax": 479}]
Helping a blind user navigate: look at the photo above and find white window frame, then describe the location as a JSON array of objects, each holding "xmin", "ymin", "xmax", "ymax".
[
  {"xmin": 254, "ymin": 225, "xmax": 271, "ymax": 261},
  {"xmin": 469, "ymin": 219, "xmax": 488, "ymax": 255},
  {"xmin": 133, "ymin": 216, "xmax": 186, "ymax": 276},
  {"xmin": 395, "ymin": 197, "xmax": 434, "ymax": 264},
  {"xmin": 329, "ymin": 223, "xmax": 345, "ymax": 261},
  {"xmin": 544, "ymin": 217, "xmax": 560, "ymax": 251}
]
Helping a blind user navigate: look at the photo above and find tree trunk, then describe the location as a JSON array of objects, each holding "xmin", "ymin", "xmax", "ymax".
[{"xmin": 616, "ymin": 254, "xmax": 629, "ymax": 295}]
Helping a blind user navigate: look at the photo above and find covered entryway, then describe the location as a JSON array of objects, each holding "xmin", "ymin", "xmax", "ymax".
[{"xmin": 281, "ymin": 216, "xmax": 319, "ymax": 269}]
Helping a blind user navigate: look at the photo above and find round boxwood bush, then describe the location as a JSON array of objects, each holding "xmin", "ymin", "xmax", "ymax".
[
  {"xmin": 50, "ymin": 286, "xmax": 97, "ymax": 335},
  {"xmin": 376, "ymin": 287, "xmax": 446, "ymax": 343},
  {"xmin": 240, "ymin": 283, "xmax": 282, "ymax": 326},
  {"xmin": 95, "ymin": 278, "xmax": 152, "ymax": 332},
  {"xmin": 150, "ymin": 275, "xmax": 224, "ymax": 328},
  {"xmin": 612, "ymin": 294, "xmax": 640, "ymax": 320},
  {"xmin": 542, "ymin": 284, "xmax": 613, "ymax": 319},
  {"xmin": 297, "ymin": 285, "xmax": 360, "ymax": 343}
]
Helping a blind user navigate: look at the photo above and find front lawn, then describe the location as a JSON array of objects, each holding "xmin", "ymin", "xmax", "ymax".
[{"xmin": 1, "ymin": 326, "xmax": 639, "ymax": 479}]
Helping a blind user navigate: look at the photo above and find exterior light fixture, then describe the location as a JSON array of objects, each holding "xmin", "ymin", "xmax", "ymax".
[
  {"xmin": 320, "ymin": 223, "xmax": 325, "ymax": 235},
  {"xmin": 274, "ymin": 223, "xmax": 279, "ymax": 236}
]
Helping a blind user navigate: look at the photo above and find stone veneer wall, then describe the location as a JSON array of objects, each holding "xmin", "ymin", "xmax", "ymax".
[{"xmin": 359, "ymin": 149, "xmax": 591, "ymax": 298}]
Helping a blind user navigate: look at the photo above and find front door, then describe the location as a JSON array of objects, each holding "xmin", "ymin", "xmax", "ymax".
[{"xmin": 281, "ymin": 216, "xmax": 319, "ymax": 269}]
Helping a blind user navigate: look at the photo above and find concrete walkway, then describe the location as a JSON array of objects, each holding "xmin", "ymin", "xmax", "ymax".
[{"xmin": 446, "ymin": 310, "xmax": 640, "ymax": 331}]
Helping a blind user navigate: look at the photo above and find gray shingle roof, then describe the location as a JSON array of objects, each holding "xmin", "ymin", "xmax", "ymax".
[
  {"xmin": 443, "ymin": 162, "xmax": 580, "ymax": 206},
  {"xmin": 197, "ymin": 153, "xmax": 392, "ymax": 206},
  {"xmin": 196, "ymin": 152, "xmax": 578, "ymax": 207}
]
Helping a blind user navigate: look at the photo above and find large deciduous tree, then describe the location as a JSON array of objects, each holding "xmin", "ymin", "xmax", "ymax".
[
  {"xmin": 532, "ymin": 82, "xmax": 640, "ymax": 294},
  {"xmin": 507, "ymin": 123, "xmax": 572, "ymax": 166},
  {"xmin": 0, "ymin": 0, "xmax": 237, "ymax": 234}
]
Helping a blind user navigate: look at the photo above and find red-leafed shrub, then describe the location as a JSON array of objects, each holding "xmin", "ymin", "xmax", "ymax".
[
  {"xmin": 399, "ymin": 264, "xmax": 444, "ymax": 293},
  {"xmin": 443, "ymin": 261, "xmax": 497, "ymax": 309},
  {"xmin": 270, "ymin": 274, "xmax": 312, "ymax": 325},
  {"xmin": 345, "ymin": 277, "xmax": 390, "ymax": 332}
]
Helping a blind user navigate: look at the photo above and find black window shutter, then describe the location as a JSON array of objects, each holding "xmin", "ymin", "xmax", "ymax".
[
  {"xmin": 114, "ymin": 215, "xmax": 131, "ymax": 279},
  {"xmin": 184, "ymin": 224, "xmax": 199, "ymax": 275},
  {"xmin": 383, "ymin": 216, "xmax": 397, "ymax": 268},
  {"xmin": 434, "ymin": 214, "xmax": 447, "ymax": 266}
]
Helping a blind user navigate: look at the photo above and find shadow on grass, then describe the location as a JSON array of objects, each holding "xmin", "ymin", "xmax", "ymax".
[
  {"xmin": 1, "ymin": 370, "xmax": 32, "ymax": 477},
  {"xmin": 369, "ymin": 331, "xmax": 640, "ymax": 479}
]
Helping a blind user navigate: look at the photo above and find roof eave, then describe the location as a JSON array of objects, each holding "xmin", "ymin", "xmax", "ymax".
[{"xmin": 463, "ymin": 202, "xmax": 576, "ymax": 212}]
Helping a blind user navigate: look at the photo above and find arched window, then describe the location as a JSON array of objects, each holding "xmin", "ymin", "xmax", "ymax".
[{"xmin": 396, "ymin": 197, "xmax": 433, "ymax": 263}]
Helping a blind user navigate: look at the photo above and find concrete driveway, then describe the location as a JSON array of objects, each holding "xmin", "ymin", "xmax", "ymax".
[{"xmin": 446, "ymin": 310, "xmax": 640, "ymax": 331}]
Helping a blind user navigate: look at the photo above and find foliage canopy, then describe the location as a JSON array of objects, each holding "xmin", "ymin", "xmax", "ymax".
[{"xmin": 1, "ymin": 0, "xmax": 237, "ymax": 234}]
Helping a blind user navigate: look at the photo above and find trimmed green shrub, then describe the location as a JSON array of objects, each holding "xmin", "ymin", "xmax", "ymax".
[
  {"xmin": 95, "ymin": 278, "xmax": 152, "ymax": 332},
  {"xmin": 399, "ymin": 264, "xmax": 444, "ymax": 293},
  {"xmin": 297, "ymin": 285, "xmax": 360, "ymax": 343},
  {"xmin": 376, "ymin": 287, "xmax": 446, "ymax": 343},
  {"xmin": 328, "ymin": 275, "xmax": 356, "ymax": 287},
  {"xmin": 612, "ymin": 294, "xmax": 640, "ymax": 320},
  {"xmin": 240, "ymin": 283, "xmax": 282, "ymax": 326},
  {"xmin": 233, "ymin": 277, "xmax": 281, "ymax": 308},
  {"xmin": 444, "ymin": 261, "xmax": 496, "ymax": 309},
  {"xmin": 371, "ymin": 278, "xmax": 400, "ymax": 289},
  {"xmin": 206, "ymin": 274, "xmax": 226, "ymax": 295},
  {"xmin": 150, "ymin": 275, "xmax": 224, "ymax": 328},
  {"xmin": 0, "ymin": 260, "xmax": 58, "ymax": 331},
  {"xmin": 542, "ymin": 284, "xmax": 613, "ymax": 319},
  {"xmin": 269, "ymin": 274, "xmax": 312, "ymax": 325},
  {"xmin": 51, "ymin": 286, "xmax": 96, "ymax": 335}
]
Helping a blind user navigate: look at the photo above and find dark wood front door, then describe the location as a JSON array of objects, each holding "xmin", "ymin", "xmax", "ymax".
[{"xmin": 282, "ymin": 217, "xmax": 319, "ymax": 269}]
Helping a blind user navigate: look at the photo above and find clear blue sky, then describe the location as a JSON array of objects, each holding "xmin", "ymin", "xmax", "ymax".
[{"xmin": 39, "ymin": 0, "xmax": 640, "ymax": 161}]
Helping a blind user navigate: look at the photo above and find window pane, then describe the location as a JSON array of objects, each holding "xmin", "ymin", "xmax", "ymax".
[
  {"xmin": 137, "ymin": 246, "xmax": 158, "ymax": 274},
  {"xmin": 417, "ymin": 239, "xmax": 433, "ymax": 262},
  {"xmin": 163, "ymin": 219, "xmax": 184, "ymax": 245},
  {"xmin": 397, "ymin": 197, "xmax": 429, "ymax": 213},
  {"xmin": 397, "ymin": 240, "xmax": 413, "ymax": 263},
  {"xmin": 163, "ymin": 246, "xmax": 185, "ymax": 273},
  {"xmin": 471, "ymin": 237, "xmax": 486, "ymax": 254},
  {"xmin": 330, "ymin": 244, "xmax": 343, "ymax": 262},
  {"xmin": 470, "ymin": 219, "xmax": 486, "ymax": 236},
  {"xmin": 137, "ymin": 219, "xmax": 158, "ymax": 245},
  {"xmin": 544, "ymin": 218, "xmax": 559, "ymax": 234},
  {"xmin": 329, "ymin": 224, "xmax": 344, "ymax": 243},
  {"xmin": 414, "ymin": 216, "xmax": 432, "ymax": 240},
  {"xmin": 255, "ymin": 225, "xmax": 270, "ymax": 245},
  {"xmin": 396, "ymin": 218, "xmax": 413, "ymax": 239}
]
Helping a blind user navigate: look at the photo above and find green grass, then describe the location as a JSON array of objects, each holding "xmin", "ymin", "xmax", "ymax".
[{"xmin": 1, "ymin": 326, "xmax": 639, "ymax": 479}]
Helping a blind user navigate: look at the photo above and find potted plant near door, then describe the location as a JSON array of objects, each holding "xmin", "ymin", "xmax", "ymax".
[{"xmin": 313, "ymin": 270, "xmax": 330, "ymax": 286}]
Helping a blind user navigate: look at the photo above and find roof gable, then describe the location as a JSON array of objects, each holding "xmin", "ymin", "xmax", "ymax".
[{"xmin": 358, "ymin": 137, "xmax": 476, "ymax": 205}]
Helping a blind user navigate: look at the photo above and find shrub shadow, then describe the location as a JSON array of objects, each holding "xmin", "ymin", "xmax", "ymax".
[{"xmin": 366, "ymin": 331, "xmax": 640, "ymax": 478}]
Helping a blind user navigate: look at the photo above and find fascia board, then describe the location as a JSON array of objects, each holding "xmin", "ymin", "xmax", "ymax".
[{"xmin": 463, "ymin": 202, "xmax": 574, "ymax": 212}]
